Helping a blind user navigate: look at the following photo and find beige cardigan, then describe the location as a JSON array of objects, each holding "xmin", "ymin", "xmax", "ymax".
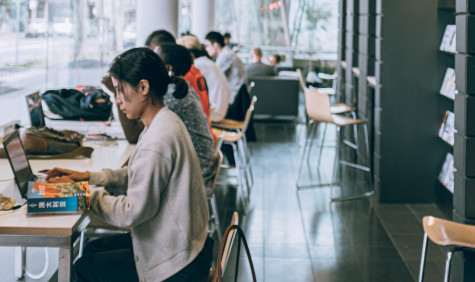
[{"xmin": 89, "ymin": 107, "xmax": 209, "ymax": 281}]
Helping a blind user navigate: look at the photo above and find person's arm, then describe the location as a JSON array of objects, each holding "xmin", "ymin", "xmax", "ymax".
[
  {"xmin": 46, "ymin": 167, "xmax": 129, "ymax": 194},
  {"xmin": 101, "ymin": 75, "xmax": 144, "ymax": 144},
  {"xmin": 90, "ymin": 149, "xmax": 172, "ymax": 228},
  {"xmin": 46, "ymin": 168, "xmax": 89, "ymax": 183}
]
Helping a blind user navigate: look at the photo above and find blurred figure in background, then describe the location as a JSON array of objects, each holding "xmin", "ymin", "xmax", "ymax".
[{"xmin": 245, "ymin": 47, "xmax": 275, "ymax": 77}]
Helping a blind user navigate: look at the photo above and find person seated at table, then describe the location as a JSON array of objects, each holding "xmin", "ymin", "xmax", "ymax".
[
  {"xmin": 145, "ymin": 29, "xmax": 216, "ymax": 142},
  {"xmin": 145, "ymin": 30, "xmax": 211, "ymax": 123},
  {"xmin": 46, "ymin": 47, "xmax": 212, "ymax": 282},
  {"xmin": 155, "ymin": 43, "xmax": 217, "ymax": 196},
  {"xmin": 205, "ymin": 31, "xmax": 247, "ymax": 106},
  {"xmin": 245, "ymin": 47, "xmax": 275, "ymax": 77},
  {"xmin": 177, "ymin": 35, "xmax": 230, "ymax": 122}
]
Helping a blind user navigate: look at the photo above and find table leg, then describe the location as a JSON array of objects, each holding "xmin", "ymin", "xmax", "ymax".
[
  {"xmin": 13, "ymin": 246, "xmax": 25, "ymax": 279},
  {"xmin": 58, "ymin": 246, "xmax": 72, "ymax": 282}
]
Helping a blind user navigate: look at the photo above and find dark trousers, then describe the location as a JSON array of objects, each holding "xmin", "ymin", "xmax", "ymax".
[{"xmin": 74, "ymin": 233, "xmax": 214, "ymax": 282}]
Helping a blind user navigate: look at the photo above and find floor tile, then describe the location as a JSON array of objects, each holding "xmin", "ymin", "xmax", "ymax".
[
  {"xmin": 312, "ymin": 257, "xmax": 365, "ymax": 282},
  {"xmin": 265, "ymin": 258, "xmax": 315, "ymax": 282}
]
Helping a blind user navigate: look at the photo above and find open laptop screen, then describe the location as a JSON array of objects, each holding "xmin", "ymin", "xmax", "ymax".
[
  {"xmin": 26, "ymin": 91, "xmax": 45, "ymax": 128},
  {"xmin": 3, "ymin": 131, "xmax": 35, "ymax": 199}
]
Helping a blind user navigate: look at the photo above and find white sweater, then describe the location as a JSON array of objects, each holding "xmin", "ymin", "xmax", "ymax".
[
  {"xmin": 194, "ymin": 56, "xmax": 230, "ymax": 121},
  {"xmin": 89, "ymin": 107, "xmax": 209, "ymax": 281}
]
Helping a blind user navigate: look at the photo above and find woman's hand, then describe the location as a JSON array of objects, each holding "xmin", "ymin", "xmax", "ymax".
[{"xmin": 46, "ymin": 167, "xmax": 90, "ymax": 183}]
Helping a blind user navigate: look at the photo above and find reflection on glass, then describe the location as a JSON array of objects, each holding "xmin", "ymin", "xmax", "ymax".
[{"xmin": 0, "ymin": 0, "xmax": 136, "ymax": 94}]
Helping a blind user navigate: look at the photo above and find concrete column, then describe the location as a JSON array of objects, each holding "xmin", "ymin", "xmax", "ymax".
[
  {"xmin": 191, "ymin": 0, "xmax": 214, "ymax": 42},
  {"xmin": 136, "ymin": 0, "xmax": 178, "ymax": 47}
]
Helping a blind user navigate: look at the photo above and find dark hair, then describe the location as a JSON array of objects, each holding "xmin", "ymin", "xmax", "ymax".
[
  {"xmin": 273, "ymin": 54, "xmax": 282, "ymax": 64},
  {"xmin": 223, "ymin": 32, "xmax": 231, "ymax": 39},
  {"xmin": 145, "ymin": 30, "xmax": 176, "ymax": 47},
  {"xmin": 189, "ymin": 48, "xmax": 204, "ymax": 59},
  {"xmin": 109, "ymin": 47, "xmax": 171, "ymax": 104},
  {"xmin": 155, "ymin": 43, "xmax": 193, "ymax": 99},
  {"xmin": 205, "ymin": 31, "xmax": 225, "ymax": 47}
]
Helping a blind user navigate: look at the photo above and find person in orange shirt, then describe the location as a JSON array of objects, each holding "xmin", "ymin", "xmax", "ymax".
[
  {"xmin": 185, "ymin": 64, "xmax": 210, "ymax": 119},
  {"xmin": 145, "ymin": 30, "xmax": 216, "ymax": 141}
]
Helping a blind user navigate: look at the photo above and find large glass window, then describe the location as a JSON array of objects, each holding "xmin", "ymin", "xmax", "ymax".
[
  {"xmin": 214, "ymin": 0, "xmax": 338, "ymax": 60},
  {"xmin": 0, "ymin": 0, "xmax": 135, "ymax": 95}
]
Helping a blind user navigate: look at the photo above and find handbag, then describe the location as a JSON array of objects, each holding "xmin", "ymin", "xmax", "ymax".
[
  {"xmin": 41, "ymin": 87, "xmax": 113, "ymax": 121},
  {"xmin": 0, "ymin": 128, "xmax": 94, "ymax": 159},
  {"xmin": 22, "ymin": 127, "xmax": 93, "ymax": 159}
]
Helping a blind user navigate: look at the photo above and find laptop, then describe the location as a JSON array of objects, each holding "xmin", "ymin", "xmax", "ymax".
[
  {"xmin": 2, "ymin": 130, "xmax": 44, "ymax": 205},
  {"xmin": 25, "ymin": 91, "xmax": 46, "ymax": 128}
]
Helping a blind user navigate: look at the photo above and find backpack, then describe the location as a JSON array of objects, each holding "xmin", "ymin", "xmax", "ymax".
[{"xmin": 41, "ymin": 87, "xmax": 113, "ymax": 121}]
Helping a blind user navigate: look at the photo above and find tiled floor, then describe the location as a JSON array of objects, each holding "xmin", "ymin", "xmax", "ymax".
[
  {"xmin": 0, "ymin": 121, "xmax": 448, "ymax": 281},
  {"xmin": 214, "ymin": 120, "xmax": 448, "ymax": 282}
]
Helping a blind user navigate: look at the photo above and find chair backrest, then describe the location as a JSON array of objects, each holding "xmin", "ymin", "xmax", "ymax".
[
  {"xmin": 213, "ymin": 132, "xmax": 224, "ymax": 152},
  {"xmin": 304, "ymin": 89, "xmax": 334, "ymax": 123},
  {"xmin": 220, "ymin": 212, "xmax": 239, "ymax": 271},
  {"xmin": 209, "ymin": 212, "xmax": 239, "ymax": 282},
  {"xmin": 296, "ymin": 69, "xmax": 307, "ymax": 91},
  {"xmin": 423, "ymin": 216, "xmax": 475, "ymax": 248},
  {"xmin": 212, "ymin": 212, "xmax": 257, "ymax": 282},
  {"xmin": 247, "ymin": 81, "xmax": 255, "ymax": 94},
  {"xmin": 241, "ymin": 96, "xmax": 257, "ymax": 133}
]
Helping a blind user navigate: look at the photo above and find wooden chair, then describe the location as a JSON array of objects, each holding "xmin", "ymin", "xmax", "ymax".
[
  {"xmin": 212, "ymin": 83, "xmax": 255, "ymax": 188},
  {"xmin": 297, "ymin": 69, "xmax": 354, "ymax": 115},
  {"xmin": 419, "ymin": 216, "xmax": 475, "ymax": 282},
  {"xmin": 209, "ymin": 212, "xmax": 257, "ymax": 282},
  {"xmin": 213, "ymin": 96, "xmax": 257, "ymax": 212},
  {"xmin": 296, "ymin": 87, "xmax": 374, "ymax": 202}
]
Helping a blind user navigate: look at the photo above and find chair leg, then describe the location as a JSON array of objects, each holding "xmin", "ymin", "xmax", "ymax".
[
  {"xmin": 237, "ymin": 138, "xmax": 251, "ymax": 200},
  {"xmin": 418, "ymin": 232, "xmax": 428, "ymax": 282},
  {"xmin": 316, "ymin": 122, "xmax": 328, "ymax": 171},
  {"xmin": 210, "ymin": 195, "xmax": 222, "ymax": 242},
  {"xmin": 296, "ymin": 121, "xmax": 318, "ymax": 188},
  {"xmin": 363, "ymin": 123, "xmax": 375, "ymax": 197},
  {"xmin": 330, "ymin": 127, "xmax": 341, "ymax": 200},
  {"xmin": 342, "ymin": 112, "xmax": 358, "ymax": 150},
  {"xmin": 241, "ymin": 134, "xmax": 254, "ymax": 187},
  {"xmin": 444, "ymin": 249, "xmax": 454, "ymax": 282},
  {"xmin": 78, "ymin": 230, "xmax": 85, "ymax": 259},
  {"xmin": 231, "ymin": 142, "xmax": 248, "ymax": 212},
  {"xmin": 305, "ymin": 121, "xmax": 319, "ymax": 163},
  {"xmin": 331, "ymin": 123, "xmax": 374, "ymax": 202}
]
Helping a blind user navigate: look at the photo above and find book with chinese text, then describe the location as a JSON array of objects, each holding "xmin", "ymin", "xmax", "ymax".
[{"xmin": 27, "ymin": 181, "xmax": 90, "ymax": 214}]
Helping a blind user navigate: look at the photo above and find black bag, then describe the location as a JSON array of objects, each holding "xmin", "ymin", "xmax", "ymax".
[{"xmin": 42, "ymin": 88, "xmax": 112, "ymax": 121}]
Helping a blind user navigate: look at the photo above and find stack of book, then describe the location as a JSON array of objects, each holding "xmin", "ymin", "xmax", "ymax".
[{"xmin": 27, "ymin": 181, "xmax": 91, "ymax": 214}]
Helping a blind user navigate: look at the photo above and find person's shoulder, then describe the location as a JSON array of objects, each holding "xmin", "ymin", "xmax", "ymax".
[
  {"xmin": 220, "ymin": 46, "xmax": 235, "ymax": 57},
  {"xmin": 195, "ymin": 56, "xmax": 214, "ymax": 67}
]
